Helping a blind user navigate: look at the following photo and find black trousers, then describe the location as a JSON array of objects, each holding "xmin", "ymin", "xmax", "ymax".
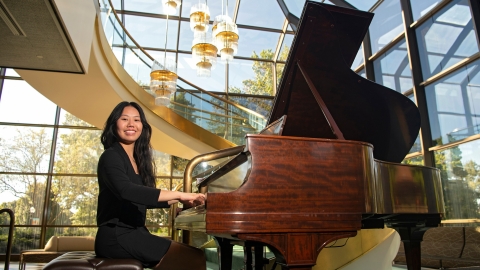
[{"xmin": 95, "ymin": 224, "xmax": 171, "ymax": 268}]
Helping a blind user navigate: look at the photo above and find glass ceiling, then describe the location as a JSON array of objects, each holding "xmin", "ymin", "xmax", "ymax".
[{"xmin": 112, "ymin": 0, "xmax": 381, "ymax": 96}]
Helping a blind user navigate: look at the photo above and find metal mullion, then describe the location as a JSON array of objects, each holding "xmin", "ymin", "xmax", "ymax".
[
  {"xmin": 400, "ymin": 0, "xmax": 435, "ymax": 167},
  {"xmin": 362, "ymin": 30, "xmax": 375, "ymax": 81},
  {"xmin": 39, "ymin": 106, "xmax": 61, "ymax": 248},
  {"xmin": 0, "ymin": 68, "xmax": 5, "ymax": 101},
  {"xmin": 368, "ymin": 32, "xmax": 405, "ymax": 61}
]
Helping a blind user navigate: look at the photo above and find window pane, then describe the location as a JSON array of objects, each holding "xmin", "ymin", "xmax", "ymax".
[
  {"xmin": 0, "ymin": 174, "xmax": 47, "ymax": 225},
  {"xmin": 236, "ymin": 28, "xmax": 280, "ymax": 59},
  {"xmin": 352, "ymin": 45, "xmax": 364, "ymax": 69},
  {"xmin": 434, "ymin": 139, "xmax": 480, "ymax": 219},
  {"xmin": 410, "ymin": 0, "xmax": 442, "ymax": 21},
  {"xmin": 373, "ymin": 39, "xmax": 413, "ymax": 93},
  {"xmin": 46, "ymin": 227, "xmax": 97, "ymax": 239},
  {"xmin": 123, "ymin": 0, "xmax": 163, "ymax": 15},
  {"xmin": 416, "ymin": 0, "xmax": 479, "ymax": 79},
  {"xmin": 0, "ymin": 80, "xmax": 57, "ymax": 124},
  {"xmin": 229, "ymin": 59, "xmax": 274, "ymax": 95},
  {"xmin": 177, "ymin": 52, "xmax": 226, "ymax": 92},
  {"xmin": 357, "ymin": 68, "xmax": 366, "ymax": 78},
  {"xmin": 172, "ymin": 156, "xmax": 189, "ymax": 177},
  {"xmin": 369, "ymin": 0, "xmax": 403, "ymax": 54},
  {"xmin": 154, "ymin": 151, "xmax": 171, "ymax": 176},
  {"xmin": 426, "ymin": 60, "xmax": 480, "ymax": 146},
  {"xmin": 5, "ymin": 69, "xmax": 20, "ymax": 77},
  {"xmin": 402, "ymin": 155, "xmax": 424, "ymax": 165},
  {"xmin": 53, "ymin": 128, "xmax": 103, "ymax": 174},
  {"xmin": 59, "ymin": 109, "xmax": 94, "ymax": 127},
  {"xmin": 229, "ymin": 95, "xmax": 273, "ymax": 119},
  {"xmin": 0, "ymin": 126, "xmax": 54, "ymax": 173},
  {"xmin": 278, "ymin": 34, "xmax": 294, "ymax": 61},
  {"xmin": 48, "ymin": 176, "xmax": 98, "ymax": 225},
  {"xmin": 236, "ymin": 0, "xmax": 285, "ymax": 29},
  {"xmin": 0, "ymin": 227, "xmax": 41, "ymax": 252},
  {"xmin": 124, "ymin": 15, "xmax": 178, "ymax": 50}
]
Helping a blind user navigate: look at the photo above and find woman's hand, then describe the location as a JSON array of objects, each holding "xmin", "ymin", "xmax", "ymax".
[{"xmin": 179, "ymin": 192, "xmax": 206, "ymax": 207}]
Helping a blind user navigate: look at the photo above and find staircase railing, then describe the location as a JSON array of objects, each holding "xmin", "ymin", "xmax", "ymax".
[
  {"xmin": 98, "ymin": 0, "xmax": 267, "ymax": 145},
  {"xmin": 0, "ymin": 208, "xmax": 15, "ymax": 270}
]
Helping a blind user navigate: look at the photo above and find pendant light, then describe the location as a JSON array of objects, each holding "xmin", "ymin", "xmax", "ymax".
[{"xmin": 212, "ymin": 0, "xmax": 238, "ymax": 62}]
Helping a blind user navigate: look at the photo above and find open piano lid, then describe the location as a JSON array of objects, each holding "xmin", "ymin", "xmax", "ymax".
[{"xmin": 267, "ymin": 1, "xmax": 421, "ymax": 163}]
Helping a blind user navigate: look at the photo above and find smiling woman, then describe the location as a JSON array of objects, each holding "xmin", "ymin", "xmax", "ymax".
[{"xmin": 95, "ymin": 101, "xmax": 207, "ymax": 269}]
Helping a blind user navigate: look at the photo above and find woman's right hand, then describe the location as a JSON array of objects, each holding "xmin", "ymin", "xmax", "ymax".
[{"xmin": 180, "ymin": 192, "xmax": 206, "ymax": 207}]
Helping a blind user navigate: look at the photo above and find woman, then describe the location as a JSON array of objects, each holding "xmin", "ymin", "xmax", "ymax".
[{"xmin": 95, "ymin": 101, "xmax": 206, "ymax": 269}]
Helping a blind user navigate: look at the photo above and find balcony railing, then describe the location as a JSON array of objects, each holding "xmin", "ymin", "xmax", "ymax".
[{"xmin": 98, "ymin": 0, "xmax": 266, "ymax": 145}]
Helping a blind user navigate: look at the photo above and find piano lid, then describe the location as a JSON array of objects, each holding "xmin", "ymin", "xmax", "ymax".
[{"xmin": 267, "ymin": 1, "xmax": 421, "ymax": 163}]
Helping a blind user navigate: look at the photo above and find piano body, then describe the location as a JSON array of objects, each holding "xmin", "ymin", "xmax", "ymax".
[{"xmin": 175, "ymin": 2, "xmax": 445, "ymax": 270}]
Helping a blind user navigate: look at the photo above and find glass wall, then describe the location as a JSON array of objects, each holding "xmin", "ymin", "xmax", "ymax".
[{"xmin": 0, "ymin": 69, "xmax": 188, "ymax": 253}]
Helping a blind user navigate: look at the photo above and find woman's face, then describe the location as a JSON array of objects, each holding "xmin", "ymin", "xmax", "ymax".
[{"xmin": 116, "ymin": 106, "xmax": 143, "ymax": 145}]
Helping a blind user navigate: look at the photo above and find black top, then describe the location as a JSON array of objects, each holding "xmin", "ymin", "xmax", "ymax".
[{"xmin": 96, "ymin": 142, "xmax": 169, "ymax": 228}]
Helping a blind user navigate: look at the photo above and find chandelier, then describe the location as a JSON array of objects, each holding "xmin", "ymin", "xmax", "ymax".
[
  {"xmin": 149, "ymin": 11, "xmax": 178, "ymax": 106},
  {"xmin": 190, "ymin": 2, "xmax": 210, "ymax": 33},
  {"xmin": 162, "ymin": 0, "xmax": 181, "ymax": 15},
  {"xmin": 212, "ymin": 13, "xmax": 238, "ymax": 63},
  {"xmin": 192, "ymin": 32, "xmax": 218, "ymax": 77}
]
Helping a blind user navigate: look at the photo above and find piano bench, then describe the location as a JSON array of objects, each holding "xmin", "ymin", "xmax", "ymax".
[{"xmin": 43, "ymin": 251, "xmax": 143, "ymax": 270}]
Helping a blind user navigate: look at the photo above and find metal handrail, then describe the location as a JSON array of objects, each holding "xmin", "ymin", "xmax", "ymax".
[
  {"xmin": 0, "ymin": 208, "xmax": 15, "ymax": 270},
  {"xmin": 103, "ymin": 0, "xmax": 266, "ymax": 120}
]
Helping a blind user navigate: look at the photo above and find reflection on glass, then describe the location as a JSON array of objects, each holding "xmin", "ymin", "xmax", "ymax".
[
  {"xmin": 53, "ymin": 128, "xmax": 102, "ymax": 174},
  {"xmin": 410, "ymin": 0, "xmax": 442, "ymax": 21},
  {"xmin": 369, "ymin": 0, "xmax": 403, "ymax": 54},
  {"xmin": 0, "ymin": 80, "xmax": 57, "ymax": 124},
  {"xmin": 409, "ymin": 133, "xmax": 422, "ymax": 154},
  {"xmin": 0, "ymin": 174, "xmax": 46, "ymax": 225},
  {"xmin": 427, "ymin": 59, "xmax": 480, "ymax": 146},
  {"xmin": 48, "ymin": 176, "xmax": 98, "ymax": 225},
  {"xmin": 416, "ymin": 0, "xmax": 479, "ymax": 79},
  {"xmin": 402, "ymin": 155, "xmax": 424, "ymax": 165},
  {"xmin": 373, "ymin": 39, "xmax": 413, "ymax": 93},
  {"xmin": 277, "ymin": 63, "xmax": 285, "ymax": 85},
  {"xmin": 0, "ymin": 126, "xmax": 53, "ymax": 173},
  {"xmin": 236, "ymin": 0, "xmax": 285, "ymax": 29},
  {"xmin": 434, "ymin": 139, "xmax": 480, "ymax": 219},
  {"xmin": 352, "ymin": 45, "xmax": 364, "ymax": 69},
  {"xmin": 236, "ymin": 28, "xmax": 280, "ymax": 59}
]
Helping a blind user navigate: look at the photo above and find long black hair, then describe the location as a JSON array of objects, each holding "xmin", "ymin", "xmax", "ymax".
[{"xmin": 100, "ymin": 101, "xmax": 156, "ymax": 188}]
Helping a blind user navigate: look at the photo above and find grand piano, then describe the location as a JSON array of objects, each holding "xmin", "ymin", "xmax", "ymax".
[{"xmin": 175, "ymin": 2, "xmax": 445, "ymax": 270}]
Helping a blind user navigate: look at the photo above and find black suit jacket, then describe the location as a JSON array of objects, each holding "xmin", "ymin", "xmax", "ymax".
[{"xmin": 96, "ymin": 142, "xmax": 169, "ymax": 228}]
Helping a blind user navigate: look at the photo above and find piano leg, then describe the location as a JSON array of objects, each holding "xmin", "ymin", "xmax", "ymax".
[
  {"xmin": 395, "ymin": 226, "xmax": 429, "ymax": 270},
  {"xmin": 244, "ymin": 242, "xmax": 265, "ymax": 270},
  {"xmin": 213, "ymin": 237, "xmax": 233, "ymax": 270}
]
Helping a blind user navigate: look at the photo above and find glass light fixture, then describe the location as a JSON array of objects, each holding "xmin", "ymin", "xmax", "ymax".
[
  {"xmin": 212, "ymin": 14, "xmax": 239, "ymax": 62},
  {"xmin": 162, "ymin": 0, "xmax": 181, "ymax": 15},
  {"xmin": 192, "ymin": 32, "xmax": 218, "ymax": 77},
  {"xmin": 150, "ymin": 59, "xmax": 178, "ymax": 106},
  {"xmin": 190, "ymin": 2, "xmax": 210, "ymax": 33}
]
